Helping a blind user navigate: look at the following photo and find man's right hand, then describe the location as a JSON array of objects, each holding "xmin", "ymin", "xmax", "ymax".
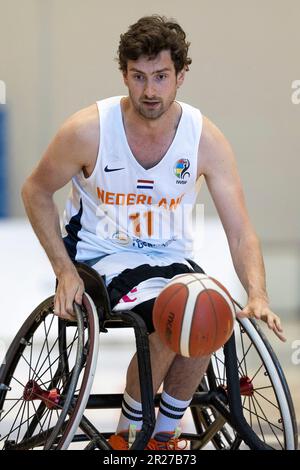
[{"xmin": 54, "ymin": 268, "xmax": 85, "ymax": 321}]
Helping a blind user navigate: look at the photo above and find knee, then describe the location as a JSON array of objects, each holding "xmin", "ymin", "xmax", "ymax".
[{"xmin": 149, "ymin": 331, "xmax": 176, "ymax": 359}]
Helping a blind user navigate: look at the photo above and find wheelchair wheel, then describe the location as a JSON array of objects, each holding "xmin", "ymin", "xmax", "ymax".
[
  {"xmin": 192, "ymin": 306, "xmax": 298, "ymax": 450},
  {"xmin": 0, "ymin": 293, "xmax": 99, "ymax": 450}
]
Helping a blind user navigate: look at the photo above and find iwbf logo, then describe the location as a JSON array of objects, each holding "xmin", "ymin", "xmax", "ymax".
[
  {"xmin": 0, "ymin": 81, "xmax": 6, "ymax": 104},
  {"xmin": 174, "ymin": 158, "xmax": 190, "ymax": 185}
]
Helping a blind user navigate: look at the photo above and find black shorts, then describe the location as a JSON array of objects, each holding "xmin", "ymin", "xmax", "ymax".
[{"xmin": 107, "ymin": 259, "xmax": 205, "ymax": 334}]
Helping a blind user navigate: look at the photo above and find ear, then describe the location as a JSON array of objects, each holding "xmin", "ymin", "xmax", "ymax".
[
  {"xmin": 176, "ymin": 68, "xmax": 186, "ymax": 88},
  {"xmin": 122, "ymin": 71, "xmax": 129, "ymax": 87}
]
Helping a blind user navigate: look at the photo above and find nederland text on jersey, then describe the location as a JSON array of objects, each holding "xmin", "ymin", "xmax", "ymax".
[{"xmin": 96, "ymin": 186, "xmax": 184, "ymax": 209}]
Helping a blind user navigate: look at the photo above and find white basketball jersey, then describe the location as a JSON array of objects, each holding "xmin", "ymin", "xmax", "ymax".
[{"xmin": 62, "ymin": 96, "xmax": 203, "ymax": 271}]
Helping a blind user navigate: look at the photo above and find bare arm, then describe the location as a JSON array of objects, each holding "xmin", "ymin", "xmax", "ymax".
[
  {"xmin": 22, "ymin": 105, "xmax": 99, "ymax": 319},
  {"xmin": 198, "ymin": 116, "xmax": 285, "ymax": 341}
]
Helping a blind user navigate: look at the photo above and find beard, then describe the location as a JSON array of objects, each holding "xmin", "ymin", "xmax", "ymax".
[{"xmin": 137, "ymin": 100, "xmax": 164, "ymax": 119}]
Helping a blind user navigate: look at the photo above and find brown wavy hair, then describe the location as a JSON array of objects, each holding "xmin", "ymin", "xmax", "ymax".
[{"xmin": 118, "ymin": 15, "xmax": 192, "ymax": 75}]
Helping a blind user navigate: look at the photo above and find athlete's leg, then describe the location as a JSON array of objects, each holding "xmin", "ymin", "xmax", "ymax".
[
  {"xmin": 125, "ymin": 331, "xmax": 176, "ymax": 401},
  {"xmin": 122, "ymin": 333, "xmax": 210, "ymax": 445},
  {"xmin": 113, "ymin": 323, "xmax": 210, "ymax": 447},
  {"xmin": 149, "ymin": 353, "xmax": 210, "ymax": 440},
  {"xmin": 108, "ymin": 260, "xmax": 209, "ymax": 445},
  {"xmin": 125, "ymin": 332, "xmax": 210, "ymax": 401},
  {"xmin": 163, "ymin": 353, "xmax": 211, "ymax": 400},
  {"xmin": 115, "ymin": 332, "xmax": 175, "ymax": 435}
]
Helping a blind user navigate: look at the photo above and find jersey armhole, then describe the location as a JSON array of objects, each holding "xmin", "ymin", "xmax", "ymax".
[{"xmin": 78, "ymin": 101, "xmax": 101, "ymax": 182}]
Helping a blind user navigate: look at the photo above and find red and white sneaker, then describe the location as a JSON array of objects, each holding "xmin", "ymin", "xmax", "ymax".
[
  {"xmin": 108, "ymin": 432, "xmax": 129, "ymax": 450},
  {"xmin": 108, "ymin": 425, "xmax": 138, "ymax": 450},
  {"xmin": 145, "ymin": 430, "xmax": 187, "ymax": 450}
]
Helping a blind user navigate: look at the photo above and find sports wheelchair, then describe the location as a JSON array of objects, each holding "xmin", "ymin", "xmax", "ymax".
[{"xmin": 0, "ymin": 263, "xmax": 298, "ymax": 450}]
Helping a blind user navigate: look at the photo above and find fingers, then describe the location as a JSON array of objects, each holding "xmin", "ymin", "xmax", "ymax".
[
  {"xmin": 237, "ymin": 306, "xmax": 260, "ymax": 320},
  {"xmin": 273, "ymin": 327, "xmax": 287, "ymax": 342},
  {"xmin": 54, "ymin": 297, "xmax": 61, "ymax": 317},
  {"xmin": 54, "ymin": 293, "xmax": 76, "ymax": 321},
  {"xmin": 53, "ymin": 275, "xmax": 85, "ymax": 321},
  {"xmin": 74, "ymin": 283, "xmax": 84, "ymax": 306},
  {"xmin": 274, "ymin": 316, "xmax": 283, "ymax": 332},
  {"xmin": 237, "ymin": 305, "xmax": 252, "ymax": 319},
  {"xmin": 54, "ymin": 286, "xmax": 74, "ymax": 320},
  {"xmin": 266, "ymin": 315, "xmax": 286, "ymax": 342}
]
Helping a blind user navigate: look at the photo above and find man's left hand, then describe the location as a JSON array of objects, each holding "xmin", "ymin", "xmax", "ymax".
[{"xmin": 237, "ymin": 299, "xmax": 286, "ymax": 342}]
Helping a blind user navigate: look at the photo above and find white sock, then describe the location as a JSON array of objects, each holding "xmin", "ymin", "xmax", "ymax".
[
  {"xmin": 116, "ymin": 390, "xmax": 143, "ymax": 434},
  {"xmin": 153, "ymin": 391, "xmax": 192, "ymax": 438}
]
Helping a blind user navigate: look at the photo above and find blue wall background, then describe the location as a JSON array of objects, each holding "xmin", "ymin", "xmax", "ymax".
[{"xmin": 0, "ymin": 106, "xmax": 8, "ymax": 218}]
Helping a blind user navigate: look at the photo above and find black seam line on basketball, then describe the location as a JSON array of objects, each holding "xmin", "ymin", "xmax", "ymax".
[
  {"xmin": 160, "ymin": 398, "xmax": 187, "ymax": 413},
  {"xmin": 207, "ymin": 287, "xmax": 234, "ymax": 311},
  {"xmin": 157, "ymin": 282, "xmax": 189, "ymax": 342},
  {"xmin": 191, "ymin": 283, "xmax": 219, "ymax": 353},
  {"xmin": 156, "ymin": 281, "xmax": 189, "ymax": 350},
  {"xmin": 121, "ymin": 407, "xmax": 143, "ymax": 421},
  {"xmin": 122, "ymin": 400, "xmax": 143, "ymax": 415},
  {"xmin": 158, "ymin": 407, "xmax": 184, "ymax": 420},
  {"xmin": 163, "ymin": 276, "xmax": 196, "ymax": 353},
  {"xmin": 155, "ymin": 288, "xmax": 169, "ymax": 335},
  {"xmin": 196, "ymin": 277, "xmax": 218, "ymax": 352}
]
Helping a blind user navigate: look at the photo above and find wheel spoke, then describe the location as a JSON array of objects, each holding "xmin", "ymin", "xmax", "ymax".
[
  {"xmin": 0, "ymin": 396, "xmax": 25, "ymax": 422},
  {"xmin": 253, "ymin": 385, "xmax": 274, "ymax": 391},
  {"xmin": 31, "ymin": 400, "xmax": 48, "ymax": 436},
  {"xmin": 28, "ymin": 336, "xmax": 34, "ymax": 383},
  {"xmin": 32, "ymin": 323, "xmax": 63, "ymax": 382},
  {"xmin": 20, "ymin": 331, "xmax": 78, "ymax": 389},
  {"xmin": 248, "ymin": 396, "xmax": 253, "ymax": 428},
  {"xmin": 31, "ymin": 314, "xmax": 56, "ymax": 381},
  {"xmin": 44, "ymin": 321, "xmax": 54, "ymax": 384},
  {"xmin": 254, "ymin": 390, "xmax": 280, "ymax": 410},
  {"xmin": 250, "ymin": 395, "xmax": 265, "ymax": 442},
  {"xmin": 215, "ymin": 354, "xmax": 223, "ymax": 384},
  {"xmin": 38, "ymin": 403, "xmax": 54, "ymax": 446},
  {"xmin": 242, "ymin": 401, "xmax": 283, "ymax": 432},
  {"xmin": 3, "ymin": 408, "xmax": 31, "ymax": 441},
  {"xmin": 237, "ymin": 341, "xmax": 253, "ymax": 377},
  {"xmin": 250, "ymin": 363, "xmax": 264, "ymax": 382},
  {"xmin": 20, "ymin": 353, "xmax": 44, "ymax": 384},
  {"xmin": 251, "ymin": 394, "xmax": 283, "ymax": 448},
  {"xmin": 36, "ymin": 333, "xmax": 79, "ymax": 384},
  {"xmin": 16, "ymin": 397, "xmax": 27, "ymax": 443},
  {"xmin": 238, "ymin": 326, "xmax": 248, "ymax": 377}
]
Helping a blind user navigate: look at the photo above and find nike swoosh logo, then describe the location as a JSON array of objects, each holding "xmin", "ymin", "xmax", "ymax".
[{"xmin": 104, "ymin": 165, "xmax": 125, "ymax": 172}]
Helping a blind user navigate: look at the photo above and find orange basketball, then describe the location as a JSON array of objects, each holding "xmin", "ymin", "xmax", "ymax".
[{"xmin": 153, "ymin": 273, "xmax": 236, "ymax": 357}]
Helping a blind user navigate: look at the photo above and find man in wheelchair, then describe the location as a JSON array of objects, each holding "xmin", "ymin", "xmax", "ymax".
[{"xmin": 20, "ymin": 15, "xmax": 287, "ymax": 450}]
